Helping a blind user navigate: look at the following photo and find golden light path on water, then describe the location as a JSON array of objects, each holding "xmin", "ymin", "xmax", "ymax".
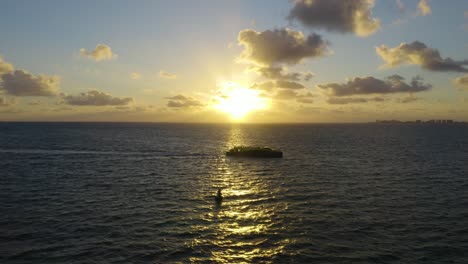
[{"xmin": 189, "ymin": 126, "xmax": 291, "ymax": 263}]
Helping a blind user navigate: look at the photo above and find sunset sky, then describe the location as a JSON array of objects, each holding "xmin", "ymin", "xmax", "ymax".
[{"xmin": 0, "ymin": 0, "xmax": 467, "ymax": 123}]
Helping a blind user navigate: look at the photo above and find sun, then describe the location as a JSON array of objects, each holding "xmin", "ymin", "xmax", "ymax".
[{"xmin": 214, "ymin": 82, "xmax": 269, "ymax": 120}]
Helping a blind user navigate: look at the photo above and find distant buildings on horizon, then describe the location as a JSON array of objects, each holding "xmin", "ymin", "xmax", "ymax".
[{"xmin": 375, "ymin": 119, "xmax": 466, "ymax": 124}]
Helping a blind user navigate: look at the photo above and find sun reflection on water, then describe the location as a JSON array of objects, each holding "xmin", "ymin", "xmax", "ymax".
[{"xmin": 189, "ymin": 126, "xmax": 290, "ymax": 263}]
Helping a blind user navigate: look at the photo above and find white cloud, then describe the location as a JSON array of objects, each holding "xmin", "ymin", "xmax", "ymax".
[
  {"xmin": 454, "ymin": 74, "xmax": 468, "ymax": 91},
  {"xmin": 130, "ymin": 72, "xmax": 141, "ymax": 80},
  {"xmin": 159, "ymin": 70, "xmax": 177, "ymax": 79},
  {"xmin": 0, "ymin": 56, "xmax": 14, "ymax": 76},
  {"xmin": 80, "ymin": 44, "xmax": 117, "ymax": 61},
  {"xmin": 417, "ymin": 0, "xmax": 431, "ymax": 16}
]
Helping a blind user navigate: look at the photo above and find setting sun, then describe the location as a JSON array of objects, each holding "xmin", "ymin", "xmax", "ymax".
[{"xmin": 214, "ymin": 82, "xmax": 269, "ymax": 120}]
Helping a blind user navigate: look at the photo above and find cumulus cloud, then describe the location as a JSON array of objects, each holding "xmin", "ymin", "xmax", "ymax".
[
  {"xmin": 274, "ymin": 89, "xmax": 314, "ymax": 103},
  {"xmin": 159, "ymin": 70, "xmax": 177, "ymax": 79},
  {"xmin": 62, "ymin": 90, "xmax": 133, "ymax": 106},
  {"xmin": 238, "ymin": 28, "xmax": 329, "ymax": 66},
  {"xmin": 318, "ymin": 75, "xmax": 431, "ymax": 96},
  {"xmin": 454, "ymin": 74, "xmax": 468, "ymax": 90},
  {"xmin": 417, "ymin": 0, "xmax": 431, "ymax": 16},
  {"xmin": 251, "ymin": 66, "xmax": 301, "ymax": 81},
  {"xmin": 287, "ymin": 0, "xmax": 380, "ymax": 37},
  {"xmin": 327, "ymin": 96, "xmax": 385, "ymax": 104},
  {"xmin": 1, "ymin": 70, "xmax": 60, "ymax": 96},
  {"xmin": 376, "ymin": 41, "xmax": 468, "ymax": 72},
  {"xmin": 165, "ymin": 95, "xmax": 204, "ymax": 108},
  {"xmin": 130, "ymin": 72, "xmax": 141, "ymax": 80},
  {"xmin": 80, "ymin": 44, "xmax": 117, "ymax": 61},
  {"xmin": 0, "ymin": 56, "xmax": 14, "ymax": 76},
  {"xmin": 252, "ymin": 80, "xmax": 305, "ymax": 90}
]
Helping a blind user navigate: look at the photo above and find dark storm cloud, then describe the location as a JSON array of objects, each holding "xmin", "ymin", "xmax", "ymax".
[
  {"xmin": 287, "ymin": 0, "xmax": 380, "ymax": 37},
  {"xmin": 63, "ymin": 90, "xmax": 133, "ymax": 106},
  {"xmin": 238, "ymin": 28, "xmax": 329, "ymax": 66},
  {"xmin": 166, "ymin": 95, "xmax": 204, "ymax": 108},
  {"xmin": 376, "ymin": 41, "xmax": 468, "ymax": 72},
  {"xmin": 318, "ymin": 75, "xmax": 431, "ymax": 96},
  {"xmin": 1, "ymin": 70, "xmax": 60, "ymax": 96}
]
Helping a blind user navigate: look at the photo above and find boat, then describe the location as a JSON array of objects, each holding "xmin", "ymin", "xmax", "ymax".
[{"xmin": 225, "ymin": 146, "xmax": 283, "ymax": 158}]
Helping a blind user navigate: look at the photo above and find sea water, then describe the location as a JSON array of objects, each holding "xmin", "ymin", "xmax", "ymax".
[{"xmin": 1, "ymin": 122, "xmax": 467, "ymax": 263}]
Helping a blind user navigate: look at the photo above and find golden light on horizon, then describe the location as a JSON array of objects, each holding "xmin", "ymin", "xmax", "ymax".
[{"xmin": 214, "ymin": 82, "xmax": 269, "ymax": 120}]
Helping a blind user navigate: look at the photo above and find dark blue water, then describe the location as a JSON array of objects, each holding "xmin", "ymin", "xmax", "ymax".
[{"xmin": 1, "ymin": 122, "xmax": 467, "ymax": 263}]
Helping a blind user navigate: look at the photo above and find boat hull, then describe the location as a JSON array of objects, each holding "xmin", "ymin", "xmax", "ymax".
[{"xmin": 226, "ymin": 151, "xmax": 283, "ymax": 158}]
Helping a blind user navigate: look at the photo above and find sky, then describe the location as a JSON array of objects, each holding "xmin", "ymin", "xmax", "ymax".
[{"xmin": 0, "ymin": 0, "xmax": 467, "ymax": 123}]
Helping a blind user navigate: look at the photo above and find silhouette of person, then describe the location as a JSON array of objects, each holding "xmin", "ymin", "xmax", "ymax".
[{"xmin": 215, "ymin": 188, "xmax": 223, "ymax": 203}]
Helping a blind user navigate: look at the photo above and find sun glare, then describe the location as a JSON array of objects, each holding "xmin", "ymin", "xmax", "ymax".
[{"xmin": 214, "ymin": 82, "xmax": 269, "ymax": 120}]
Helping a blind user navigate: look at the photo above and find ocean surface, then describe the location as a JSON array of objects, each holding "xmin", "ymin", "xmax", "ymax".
[{"xmin": 1, "ymin": 122, "xmax": 468, "ymax": 263}]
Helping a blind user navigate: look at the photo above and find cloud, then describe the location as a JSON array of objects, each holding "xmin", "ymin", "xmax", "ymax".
[
  {"xmin": 454, "ymin": 74, "xmax": 468, "ymax": 90},
  {"xmin": 159, "ymin": 70, "xmax": 177, "ymax": 79},
  {"xmin": 397, "ymin": 95, "xmax": 420, "ymax": 103},
  {"xmin": 62, "ymin": 90, "xmax": 133, "ymax": 106},
  {"xmin": 252, "ymin": 80, "xmax": 305, "ymax": 90},
  {"xmin": 0, "ymin": 56, "xmax": 14, "ymax": 76},
  {"xmin": 376, "ymin": 41, "xmax": 468, "ymax": 72},
  {"xmin": 251, "ymin": 66, "xmax": 301, "ymax": 81},
  {"xmin": 1, "ymin": 70, "xmax": 60, "ymax": 96},
  {"xmin": 238, "ymin": 28, "xmax": 329, "ymax": 66},
  {"xmin": 251, "ymin": 81, "xmax": 275, "ymax": 91},
  {"xmin": 276, "ymin": 80, "xmax": 305, "ymax": 89},
  {"xmin": 327, "ymin": 96, "xmax": 385, "ymax": 104},
  {"xmin": 114, "ymin": 105, "xmax": 150, "ymax": 112},
  {"xmin": 274, "ymin": 89, "xmax": 314, "ymax": 102},
  {"xmin": 0, "ymin": 96, "xmax": 16, "ymax": 107},
  {"xmin": 318, "ymin": 75, "xmax": 431, "ymax": 96},
  {"xmin": 165, "ymin": 95, "xmax": 204, "ymax": 108},
  {"xmin": 296, "ymin": 98, "xmax": 314, "ymax": 104},
  {"xmin": 303, "ymin": 72, "xmax": 315, "ymax": 81},
  {"xmin": 130, "ymin": 72, "xmax": 141, "ymax": 80},
  {"xmin": 287, "ymin": 0, "xmax": 380, "ymax": 37},
  {"xmin": 417, "ymin": 0, "xmax": 431, "ymax": 16},
  {"xmin": 80, "ymin": 44, "xmax": 117, "ymax": 61}
]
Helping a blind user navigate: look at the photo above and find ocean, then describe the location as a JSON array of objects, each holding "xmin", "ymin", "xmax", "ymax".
[{"xmin": 1, "ymin": 122, "xmax": 467, "ymax": 263}]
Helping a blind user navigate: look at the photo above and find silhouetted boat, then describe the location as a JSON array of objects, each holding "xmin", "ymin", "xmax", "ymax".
[{"xmin": 226, "ymin": 146, "xmax": 283, "ymax": 158}]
